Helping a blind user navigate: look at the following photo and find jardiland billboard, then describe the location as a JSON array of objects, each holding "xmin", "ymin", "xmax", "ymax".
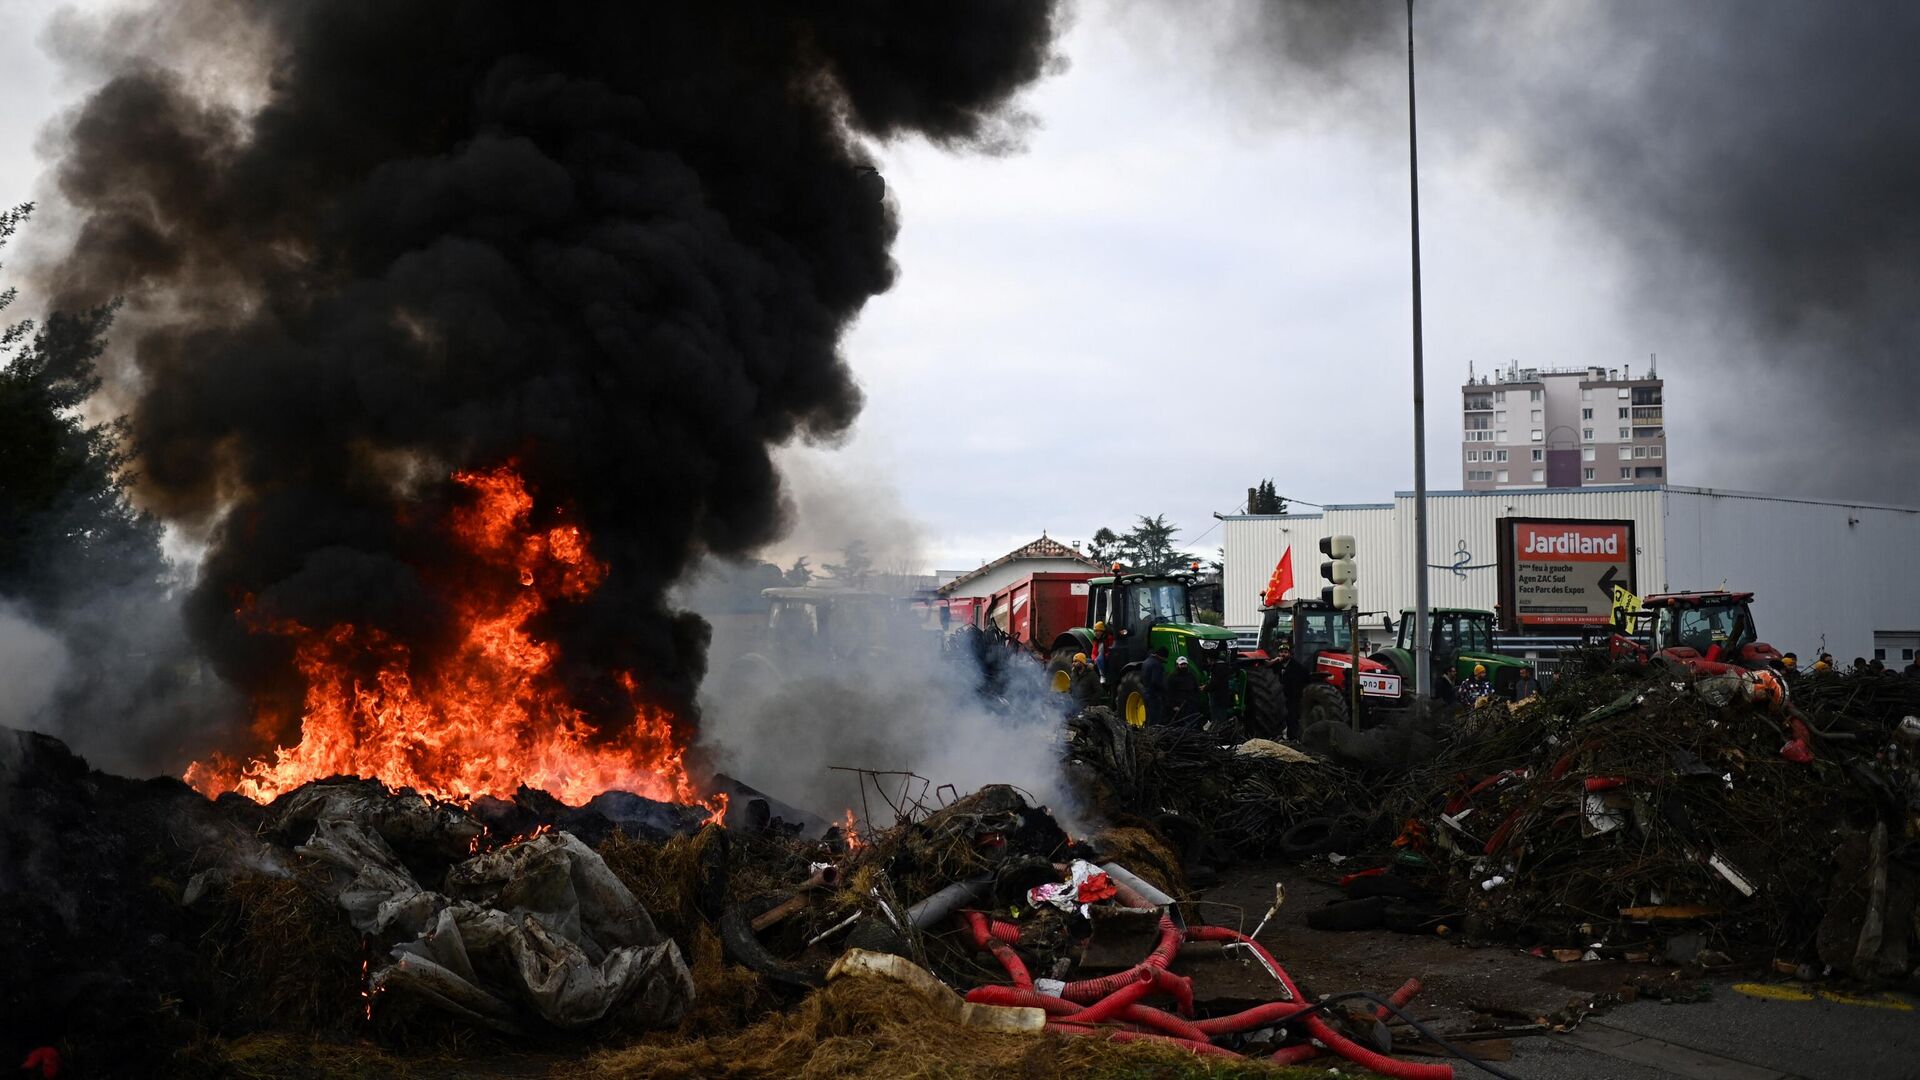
[{"xmin": 1494, "ymin": 518, "xmax": 1636, "ymax": 631}]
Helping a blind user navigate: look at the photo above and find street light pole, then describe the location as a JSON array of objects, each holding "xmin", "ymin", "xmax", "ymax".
[{"xmin": 1406, "ymin": 0, "xmax": 1433, "ymax": 699}]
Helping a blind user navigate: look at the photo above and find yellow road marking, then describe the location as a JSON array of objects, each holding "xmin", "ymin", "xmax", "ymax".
[{"xmin": 1731, "ymin": 983, "xmax": 1915, "ymax": 1010}]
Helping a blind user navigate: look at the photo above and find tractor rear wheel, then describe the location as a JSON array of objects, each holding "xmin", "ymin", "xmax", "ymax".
[
  {"xmin": 1043, "ymin": 650, "xmax": 1077, "ymax": 695},
  {"xmin": 1242, "ymin": 665, "xmax": 1287, "ymax": 739},
  {"xmin": 1117, "ymin": 670, "xmax": 1150, "ymax": 728},
  {"xmin": 1299, "ymin": 682, "xmax": 1350, "ymax": 729}
]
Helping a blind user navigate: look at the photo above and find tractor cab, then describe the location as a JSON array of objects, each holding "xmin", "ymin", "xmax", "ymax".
[
  {"xmin": 1083, "ymin": 572, "xmax": 1197, "ymax": 671},
  {"xmin": 759, "ymin": 587, "xmax": 898, "ymax": 664},
  {"xmin": 1289, "ymin": 600, "xmax": 1402, "ymax": 699},
  {"xmin": 1376, "ymin": 608, "xmax": 1530, "ymax": 699},
  {"xmin": 1636, "ymin": 591, "xmax": 1782, "ymax": 674},
  {"xmin": 1254, "ymin": 605, "xmax": 1293, "ymax": 659}
]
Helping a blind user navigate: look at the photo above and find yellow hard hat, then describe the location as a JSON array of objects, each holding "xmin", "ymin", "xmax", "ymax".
[
  {"xmin": 1473, "ymin": 664, "xmax": 1487, "ymax": 677},
  {"xmin": 1072, "ymin": 652, "xmax": 1088, "ymax": 664},
  {"xmin": 1093, "ymin": 620, "xmax": 1106, "ymax": 633},
  {"xmin": 1782, "ymin": 655, "xmax": 1797, "ymax": 668}
]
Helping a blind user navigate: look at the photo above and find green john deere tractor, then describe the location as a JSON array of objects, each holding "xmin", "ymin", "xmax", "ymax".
[
  {"xmin": 1043, "ymin": 572, "xmax": 1285, "ymax": 735},
  {"xmin": 1370, "ymin": 607, "xmax": 1531, "ymax": 702}
]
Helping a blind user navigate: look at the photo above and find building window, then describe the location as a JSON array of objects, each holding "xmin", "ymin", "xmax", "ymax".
[
  {"xmin": 1619, "ymin": 447, "xmax": 1632, "ymax": 460},
  {"xmin": 1494, "ymin": 390, "xmax": 1505, "ymax": 403},
  {"xmin": 1465, "ymin": 394, "xmax": 1492, "ymax": 410},
  {"xmin": 1495, "ymin": 449, "xmax": 1508, "ymax": 462},
  {"xmin": 1530, "ymin": 408, "xmax": 1543, "ymax": 422},
  {"xmin": 1618, "ymin": 387, "xmax": 1631, "ymax": 399},
  {"xmin": 1582, "ymin": 388, "xmax": 1593, "ymax": 401},
  {"xmin": 1530, "ymin": 448, "xmax": 1543, "ymax": 462},
  {"xmin": 1581, "ymin": 408, "xmax": 1593, "ymax": 420},
  {"xmin": 1530, "ymin": 429, "xmax": 1543, "ymax": 442},
  {"xmin": 1582, "ymin": 447, "xmax": 1596, "ymax": 462},
  {"xmin": 1583, "ymin": 467, "xmax": 1595, "ymax": 480},
  {"xmin": 1467, "ymin": 469, "xmax": 1493, "ymax": 482},
  {"xmin": 1531, "ymin": 468, "xmax": 1544, "ymax": 482},
  {"xmin": 1651, "ymin": 446, "xmax": 1664, "ymax": 458},
  {"xmin": 1618, "ymin": 427, "xmax": 1631, "ymax": 440},
  {"xmin": 1632, "ymin": 446, "xmax": 1647, "ymax": 458},
  {"xmin": 1495, "ymin": 410, "xmax": 1506, "ymax": 423},
  {"xmin": 1620, "ymin": 467, "xmax": 1632, "ymax": 479},
  {"xmin": 1633, "ymin": 386, "xmax": 1662, "ymax": 406},
  {"xmin": 1495, "ymin": 469, "xmax": 1509, "ymax": 483},
  {"xmin": 1530, "ymin": 390, "xmax": 1543, "ymax": 401},
  {"xmin": 1497, "ymin": 430, "xmax": 1508, "ymax": 443},
  {"xmin": 1635, "ymin": 466, "xmax": 1664, "ymax": 480},
  {"xmin": 1582, "ymin": 427, "xmax": 1594, "ymax": 442}
]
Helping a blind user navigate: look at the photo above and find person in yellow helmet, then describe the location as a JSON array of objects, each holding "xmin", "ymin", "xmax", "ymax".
[
  {"xmin": 1091, "ymin": 619, "xmax": 1114, "ymax": 677},
  {"xmin": 1455, "ymin": 663, "xmax": 1493, "ymax": 707},
  {"xmin": 1068, "ymin": 650, "xmax": 1100, "ymax": 709}
]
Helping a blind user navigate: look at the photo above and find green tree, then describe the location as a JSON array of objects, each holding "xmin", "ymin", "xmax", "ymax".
[
  {"xmin": 822, "ymin": 540, "xmax": 872, "ymax": 584},
  {"xmin": 1118, "ymin": 514, "xmax": 1188, "ymax": 574},
  {"xmin": 1086, "ymin": 526, "xmax": 1120, "ymax": 564},
  {"xmin": 782, "ymin": 555, "xmax": 813, "ymax": 585},
  {"xmin": 0, "ymin": 205, "xmax": 163, "ymax": 609},
  {"xmin": 1247, "ymin": 479, "xmax": 1288, "ymax": 515}
]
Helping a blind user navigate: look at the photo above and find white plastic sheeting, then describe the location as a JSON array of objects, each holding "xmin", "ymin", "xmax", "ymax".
[{"xmin": 278, "ymin": 781, "xmax": 693, "ymax": 1032}]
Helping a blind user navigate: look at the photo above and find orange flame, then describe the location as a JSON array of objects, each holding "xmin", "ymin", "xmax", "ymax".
[
  {"xmin": 185, "ymin": 464, "xmax": 716, "ymax": 812},
  {"xmin": 840, "ymin": 808, "xmax": 865, "ymax": 851}
]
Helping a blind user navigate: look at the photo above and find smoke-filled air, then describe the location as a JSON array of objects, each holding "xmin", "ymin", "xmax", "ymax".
[{"xmin": 33, "ymin": 0, "xmax": 1062, "ymax": 790}]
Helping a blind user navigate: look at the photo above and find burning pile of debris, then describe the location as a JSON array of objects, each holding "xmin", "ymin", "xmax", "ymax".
[
  {"xmin": 6, "ymin": 723, "xmax": 1494, "ymax": 1078},
  {"xmin": 1302, "ymin": 664, "xmax": 1920, "ymax": 982}
]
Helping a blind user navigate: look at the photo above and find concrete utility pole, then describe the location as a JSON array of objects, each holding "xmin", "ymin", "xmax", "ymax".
[{"xmin": 1406, "ymin": 0, "xmax": 1433, "ymax": 698}]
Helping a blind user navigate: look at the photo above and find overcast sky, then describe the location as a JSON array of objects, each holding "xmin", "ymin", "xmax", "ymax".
[{"xmin": 0, "ymin": 1, "xmax": 1858, "ymax": 574}]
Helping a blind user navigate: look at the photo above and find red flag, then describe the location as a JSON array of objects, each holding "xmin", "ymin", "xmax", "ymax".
[{"xmin": 1263, "ymin": 548, "xmax": 1294, "ymax": 608}]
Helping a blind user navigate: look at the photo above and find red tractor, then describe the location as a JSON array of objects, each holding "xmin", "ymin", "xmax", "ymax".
[{"xmin": 1612, "ymin": 591, "xmax": 1784, "ymax": 676}]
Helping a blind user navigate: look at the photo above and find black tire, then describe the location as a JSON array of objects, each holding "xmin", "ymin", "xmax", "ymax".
[
  {"xmin": 1117, "ymin": 670, "xmax": 1149, "ymax": 728},
  {"xmin": 1299, "ymin": 682, "xmax": 1350, "ymax": 729},
  {"xmin": 1242, "ymin": 665, "xmax": 1287, "ymax": 739},
  {"xmin": 1305, "ymin": 896, "xmax": 1391, "ymax": 931},
  {"xmin": 720, "ymin": 897, "xmax": 824, "ymax": 989},
  {"xmin": 1278, "ymin": 816, "xmax": 1337, "ymax": 859}
]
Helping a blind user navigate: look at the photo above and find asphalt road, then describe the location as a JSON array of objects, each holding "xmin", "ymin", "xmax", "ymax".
[{"xmin": 1505, "ymin": 981, "xmax": 1920, "ymax": 1080}]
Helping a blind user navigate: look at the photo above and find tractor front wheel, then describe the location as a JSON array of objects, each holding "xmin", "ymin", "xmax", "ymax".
[
  {"xmin": 1299, "ymin": 682, "xmax": 1350, "ymax": 729},
  {"xmin": 1242, "ymin": 665, "xmax": 1287, "ymax": 739},
  {"xmin": 1117, "ymin": 670, "xmax": 1150, "ymax": 728}
]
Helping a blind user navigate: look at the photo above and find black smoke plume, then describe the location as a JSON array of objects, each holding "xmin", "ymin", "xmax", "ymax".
[
  {"xmin": 42, "ymin": 1, "xmax": 1061, "ymax": 762},
  {"xmin": 1163, "ymin": 0, "xmax": 1920, "ymax": 501}
]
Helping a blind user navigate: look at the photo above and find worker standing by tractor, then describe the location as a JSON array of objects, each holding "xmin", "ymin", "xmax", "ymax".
[
  {"xmin": 1067, "ymin": 652, "xmax": 1100, "ymax": 712},
  {"xmin": 1166, "ymin": 655, "xmax": 1202, "ymax": 726},
  {"xmin": 1141, "ymin": 646, "xmax": 1169, "ymax": 726},
  {"xmin": 1091, "ymin": 619, "xmax": 1114, "ymax": 678},
  {"xmin": 1455, "ymin": 664, "xmax": 1493, "ymax": 708},
  {"xmin": 1205, "ymin": 653, "xmax": 1237, "ymax": 728}
]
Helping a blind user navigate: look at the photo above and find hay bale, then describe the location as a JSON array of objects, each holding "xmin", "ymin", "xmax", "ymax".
[
  {"xmin": 198, "ymin": 867, "xmax": 363, "ymax": 1034},
  {"xmin": 580, "ymin": 976, "xmax": 1314, "ymax": 1079}
]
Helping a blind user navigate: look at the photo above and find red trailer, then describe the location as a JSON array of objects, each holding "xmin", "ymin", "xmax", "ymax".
[{"xmin": 977, "ymin": 571, "xmax": 1102, "ymax": 655}]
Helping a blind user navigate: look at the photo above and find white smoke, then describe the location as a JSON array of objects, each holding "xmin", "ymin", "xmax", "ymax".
[{"xmin": 0, "ymin": 599, "xmax": 69, "ymax": 726}]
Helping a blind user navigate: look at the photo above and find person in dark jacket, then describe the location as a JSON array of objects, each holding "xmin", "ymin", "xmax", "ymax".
[
  {"xmin": 1455, "ymin": 663, "xmax": 1493, "ymax": 707},
  {"xmin": 1065, "ymin": 652, "xmax": 1100, "ymax": 712},
  {"xmin": 1140, "ymin": 646, "xmax": 1168, "ymax": 726},
  {"xmin": 1166, "ymin": 655, "xmax": 1203, "ymax": 725},
  {"xmin": 1206, "ymin": 655, "xmax": 1237, "ymax": 727}
]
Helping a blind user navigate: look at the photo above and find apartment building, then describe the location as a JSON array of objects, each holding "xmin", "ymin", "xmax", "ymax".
[{"xmin": 1461, "ymin": 362, "xmax": 1666, "ymax": 491}]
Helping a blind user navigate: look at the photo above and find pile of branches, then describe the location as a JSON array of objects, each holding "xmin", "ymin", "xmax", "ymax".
[
  {"xmin": 1065, "ymin": 707, "xmax": 1376, "ymax": 861},
  {"xmin": 1384, "ymin": 666, "xmax": 1919, "ymax": 965}
]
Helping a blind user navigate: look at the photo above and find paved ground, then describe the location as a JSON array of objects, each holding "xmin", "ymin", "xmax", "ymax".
[{"xmin": 1199, "ymin": 860, "xmax": 1920, "ymax": 1080}]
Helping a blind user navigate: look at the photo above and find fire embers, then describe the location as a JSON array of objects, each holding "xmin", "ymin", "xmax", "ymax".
[{"xmin": 186, "ymin": 466, "xmax": 708, "ymax": 809}]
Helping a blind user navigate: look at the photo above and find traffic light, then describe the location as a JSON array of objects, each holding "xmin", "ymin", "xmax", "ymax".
[{"xmin": 1319, "ymin": 534, "xmax": 1356, "ymax": 610}]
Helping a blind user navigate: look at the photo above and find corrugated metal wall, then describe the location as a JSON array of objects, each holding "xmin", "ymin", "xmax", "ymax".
[
  {"xmin": 1226, "ymin": 485, "xmax": 1920, "ymax": 660},
  {"xmin": 1225, "ymin": 487, "xmax": 1665, "ymax": 629},
  {"xmin": 1663, "ymin": 488, "xmax": 1920, "ymax": 660}
]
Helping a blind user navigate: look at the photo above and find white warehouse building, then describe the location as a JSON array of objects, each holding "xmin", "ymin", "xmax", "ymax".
[{"xmin": 1221, "ymin": 485, "xmax": 1920, "ymax": 666}]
